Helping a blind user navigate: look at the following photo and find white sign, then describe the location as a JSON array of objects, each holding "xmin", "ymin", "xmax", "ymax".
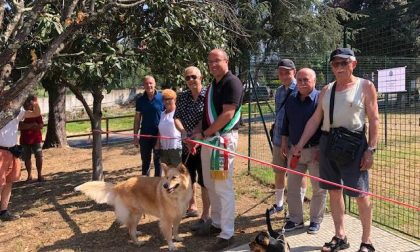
[{"xmin": 378, "ymin": 67, "xmax": 406, "ymax": 93}]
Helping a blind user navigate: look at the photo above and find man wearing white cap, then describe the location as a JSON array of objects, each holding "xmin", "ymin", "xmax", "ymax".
[{"xmin": 292, "ymin": 48, "xmax": 379, "ymax": 252}]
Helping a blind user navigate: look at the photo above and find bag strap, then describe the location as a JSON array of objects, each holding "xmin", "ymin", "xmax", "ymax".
[
  {"xmin": 279, "ymin": 88, "xmax": 293, "ymax": 111},
  {"xmin": 329, "ymin": 82, "xmax": 336, "ymax": 126}
]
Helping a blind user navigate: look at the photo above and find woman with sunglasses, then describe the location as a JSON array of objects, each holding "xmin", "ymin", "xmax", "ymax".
[{"xmin": 173, "ymin": 66, "xmax": 211, "ymax": 226}]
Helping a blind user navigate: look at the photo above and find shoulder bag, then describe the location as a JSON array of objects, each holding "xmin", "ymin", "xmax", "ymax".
[{"xmin": 325, "ymin": 82, "xmax": 365, "ymax": 165}]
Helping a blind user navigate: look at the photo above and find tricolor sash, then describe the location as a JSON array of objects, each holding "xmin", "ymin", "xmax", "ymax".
[{"xmin": 204, "ymin": 84, "xmax": 241, "ymax": 180}]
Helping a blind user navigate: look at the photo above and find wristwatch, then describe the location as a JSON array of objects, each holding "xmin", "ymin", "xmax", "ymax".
[{"xmin": 367, "ymin": 146, "xmax": 376, "ymax": 154}]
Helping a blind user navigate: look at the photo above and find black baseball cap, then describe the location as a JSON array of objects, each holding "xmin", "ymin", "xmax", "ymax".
[
  {"xmin": 329, "ymin": 48, "xmax": 356, "ymax": 62},
  {"xmin": 277, "ymin": 59, "xmax": 296, "ymax": 70}
]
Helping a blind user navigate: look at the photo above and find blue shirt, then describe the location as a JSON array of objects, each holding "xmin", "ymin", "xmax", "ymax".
[
  {"xmin": 135, "ymin": 91, "xmax": 164, "ymax": 135},
  {"xmin": 272, "ymin": 80, "xmax": 296, "ymax": 146},
  {"xmin": 281, "ymin": 89, "xmax": 322, "ymax": 147}
]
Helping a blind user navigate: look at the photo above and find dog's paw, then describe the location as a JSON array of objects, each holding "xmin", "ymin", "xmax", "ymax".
[
  {"xmin": 173, "ymin": 235, "xmax": 183, "ymax": 242},
  {"xmin": 132, "ymin": 240, "xmax": 145, "ymax": 247},
  {"xmin": 168, "ymin": 243, "xmax": 178, "ymax": 251},
  {"xmin": 136, "ymin": 230, "xmax": 142, "ymax": 236}
]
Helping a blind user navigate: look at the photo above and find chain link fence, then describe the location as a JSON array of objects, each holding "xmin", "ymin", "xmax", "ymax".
[{"xmin": 244, "ymin": 2, "xmax": 419, "ymax": 238}]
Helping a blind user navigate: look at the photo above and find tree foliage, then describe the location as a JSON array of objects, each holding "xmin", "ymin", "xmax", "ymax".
[{"xmin": 329, "ymin": 0, "xmax": 420, "ymax": 56}]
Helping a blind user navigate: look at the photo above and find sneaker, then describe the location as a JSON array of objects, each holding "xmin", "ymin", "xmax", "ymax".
[
  {"xmin": 191, "ymin": 218, "xmax": 211, "ymax": 231},
  {"xmin": 206, "ymin": 237, "xmax": 235, "ymax": 251},
  {"xmin": 0, "ymin": 211, "xmax": 20, "ymax": 221},
  {"xmin": 268, "ymin": 204, "xmax": 283, "ymax": 216},
  {"xmin": 283, "ymin": 220, "xmax": 304, "ymax": 232},
  {"xmin": 307, "ymin": 222, "xmax": 321, "ymax": 234},
  {"xmin": 194, "ymin": 222, "xmax": 221, "ymax": 236}
]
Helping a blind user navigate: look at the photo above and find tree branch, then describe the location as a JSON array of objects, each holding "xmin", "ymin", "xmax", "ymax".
[
  {"xmin": 66, "ymin": 81, "xmax": 94, "ymax": 121},
  {"xmin": 113, "ymin": 0, "xmax": 145, "ymax": 8},
  {"xmin": 3, "ymin": 0, "xmax": 24, "ymax": 42},
  {"xmin": 62, "ymin": 0, "xmax": 81, "ymax": 22},
  {"xmin": 0, "ymin": 0, "xmax": 49, "ymax": 68},
  {"xmin": 0, "ymin": 0, "xmax": 6, "ymax": 30}
]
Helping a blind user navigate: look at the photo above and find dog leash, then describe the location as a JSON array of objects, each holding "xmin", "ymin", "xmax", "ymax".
[{"xmin": 183, "ymin": 152, "xmax": 191, "ymax": 165}]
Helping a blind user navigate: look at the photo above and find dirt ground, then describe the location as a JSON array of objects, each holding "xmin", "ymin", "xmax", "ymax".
[{"xmin": 0, "ymin": 140, "xmax": 286, "ymax": 252}]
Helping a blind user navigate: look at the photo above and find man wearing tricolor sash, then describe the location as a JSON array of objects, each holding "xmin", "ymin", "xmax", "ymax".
[{"xmin": 192, "ymin": 49, "xmax": 243, "ymax": 251}]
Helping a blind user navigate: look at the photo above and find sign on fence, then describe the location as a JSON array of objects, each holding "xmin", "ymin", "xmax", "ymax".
[{"xmin": 378, "ymin": 67, "xmax": 406, "ymax": 93}]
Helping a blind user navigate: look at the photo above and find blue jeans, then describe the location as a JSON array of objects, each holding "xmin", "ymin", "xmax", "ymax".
[{"xmin": 139, "ymin": 138, "xmax": 161, "ymax": 176}]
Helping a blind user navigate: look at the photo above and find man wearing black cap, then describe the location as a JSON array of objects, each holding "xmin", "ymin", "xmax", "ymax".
[
  {"xmin": 292, "ymin": 48, "xmax": 379, "ymax": 252},
  {"xmin": 269, "ymin": 59, "xmax": 307, "ymax": 215}
]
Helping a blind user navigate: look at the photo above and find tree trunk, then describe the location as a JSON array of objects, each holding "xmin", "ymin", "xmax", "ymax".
[
  {"xmin": 91, "ymin": 91, "xmax": 104, "ymax": 181},
  {"xmin": 43, "ymin": 80, "xmax": 67, "ymax": 148}
]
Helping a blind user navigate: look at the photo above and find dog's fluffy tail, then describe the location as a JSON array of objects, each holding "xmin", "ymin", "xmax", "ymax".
[{"xmin": 75, "ymin": 181, "xmax": 116, "ymax": 206}]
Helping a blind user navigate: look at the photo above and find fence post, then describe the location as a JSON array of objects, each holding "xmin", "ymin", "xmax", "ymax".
[{"xmin": 106, "ymin": 118, "xmax": 109, "ymax": 144}]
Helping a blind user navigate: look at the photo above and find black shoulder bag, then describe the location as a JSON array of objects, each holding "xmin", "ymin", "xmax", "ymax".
[
  {"xmin": 270, "ymin": 88, "xmax": 293, "ymax": 141},
  {"xmin": 325, "ymin": 83, "xmax": 365, "ymax": 165},
  {"xmin": 0, "ymin": 145, "xmax": 22, "ymax": 158}
]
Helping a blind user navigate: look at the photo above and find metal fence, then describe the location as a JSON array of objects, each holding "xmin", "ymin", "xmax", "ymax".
[
  {"xmin": 244, "ymin": 52, "xmax": 419, "ymax": 239},
  {"xmin": 244, "ymin": 29, "xmax": 419, "ymax": 239}
]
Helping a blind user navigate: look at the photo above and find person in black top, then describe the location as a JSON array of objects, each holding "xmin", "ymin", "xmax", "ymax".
[
  {"xmin": 174, "ymin": 66, "xmax": 210, "ymax": 227},
  {"xmin": 192, "ymin": 49, "xmax": 243, "ymax": 251}
]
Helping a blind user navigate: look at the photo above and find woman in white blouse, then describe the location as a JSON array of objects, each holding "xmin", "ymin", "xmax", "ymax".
[{"xmin": 157, "ymin": 89, "xmax": 182, "ymax": 167}]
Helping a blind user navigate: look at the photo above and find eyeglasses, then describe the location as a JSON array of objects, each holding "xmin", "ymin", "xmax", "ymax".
[
  {"xmin": 185, "ymin": 75, "xmax": 198, "ymax": 81},
  {"xmin": 207, "ymin": 58, "xmax": 226, "ymax": 65},
  {"xmin": 331, "ymin": 60, "xmax": 351, "ymax": 68}
]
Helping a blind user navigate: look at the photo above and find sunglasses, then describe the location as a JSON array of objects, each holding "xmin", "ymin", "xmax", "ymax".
[
  {"xmin": 331, "ymin": 60, "xmax": 351, "ymax": 68},
  {"xmin": 185, "ymin": 75, "xmax": 198, "ymax": 81}
]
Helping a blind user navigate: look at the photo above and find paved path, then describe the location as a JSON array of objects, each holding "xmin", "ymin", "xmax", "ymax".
[{"xmin": 227, "ymin": 214, "xmax": 420, "ymax": 252}]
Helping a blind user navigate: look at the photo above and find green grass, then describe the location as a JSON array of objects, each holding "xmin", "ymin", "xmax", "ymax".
[
  {"xmin": 242, "ymin": 101, "xmax": 275, "ymax": 116},
  {"xmin": 348, "ymin": 197, "xmax": 419, "ymax": 240},
  {"xmin": 64, "ymin": 115, "xmax": 134, "ymax": 135}
]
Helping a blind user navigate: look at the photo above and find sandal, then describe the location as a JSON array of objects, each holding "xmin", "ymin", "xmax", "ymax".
[
  {"xmin": 358, "ymin": 243, "xmax": 375, "ymax": 252},
  {"xmin": 321, "ymin": 236, "xmax": 350, "ymax": 252}
]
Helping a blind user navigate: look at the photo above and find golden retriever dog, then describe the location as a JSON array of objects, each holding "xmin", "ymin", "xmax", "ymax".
[{"xmin": 75, "ymin": 163, "xmax": 192, "ymax": 251}]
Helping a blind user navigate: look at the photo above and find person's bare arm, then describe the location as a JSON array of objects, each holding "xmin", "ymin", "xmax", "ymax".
[
  {"xmin": 360, "ymin": 80, "xmax": 380, "ymax": 170},
  {"xmin": 133, "ymin": 112, "xmax": 142, "ymax": 147},
  {"xmin": 24, "ymin": 102, "xmax": 41, "ymax": 118},
  {"xmin": 280, "ymin": 136, "xmax": 288, "ymax": 158},
  {"xmin": 202, "ymin": 104, "xmax": 236, "ymax": 137},
  {"xmin": 292, "ymin": 86, "xmax": 326, "ymax": 155},
  {"xmin": 19, "ymin": 122, "xmax": 38, "ymax": 130},
  {"xmin": 174, "ymin": 118, "xmax": 187, "ymax": 135}
]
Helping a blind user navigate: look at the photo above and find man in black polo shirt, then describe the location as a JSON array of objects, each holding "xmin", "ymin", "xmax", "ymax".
[
  {"xmin": 280, "ymin": 68, "xmax": 327, "ymax": 234},
  {"xmin": 193, "ymin": 49, "xmax": 243, "ymax": 251}
]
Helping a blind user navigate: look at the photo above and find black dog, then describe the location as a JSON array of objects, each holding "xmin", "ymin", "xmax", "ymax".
[{"xmin": 249, "ymin": 209, "xmax": 290, "ymax": 252}]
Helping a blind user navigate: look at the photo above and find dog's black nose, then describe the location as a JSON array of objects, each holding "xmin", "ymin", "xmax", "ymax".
[{"xmin": 163, "ymin": 183, "xmax": 169, "ymax": 189}]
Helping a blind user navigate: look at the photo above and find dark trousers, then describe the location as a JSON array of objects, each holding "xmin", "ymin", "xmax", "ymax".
[{"xmin": 139, "ymin": 138, "xmax": 161, "ymax": 177}]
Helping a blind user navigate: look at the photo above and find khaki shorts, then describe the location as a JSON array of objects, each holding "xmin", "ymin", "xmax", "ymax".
[
  {"xmin": 0, "ymin": 149, "xmax": 21, "ymax": 186},
  {"xmin": 272, "ymin": 145, "xmax": 287, "ymax": 174},
  {"xmin": 21, "ymin": 143, "xmax": 43, "ymax": 161}
]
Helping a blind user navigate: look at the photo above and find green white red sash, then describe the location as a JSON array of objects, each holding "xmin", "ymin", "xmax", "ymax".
[{"xmin": 204, "ymin": 84, "xmax": 241, "ymax": 180}]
